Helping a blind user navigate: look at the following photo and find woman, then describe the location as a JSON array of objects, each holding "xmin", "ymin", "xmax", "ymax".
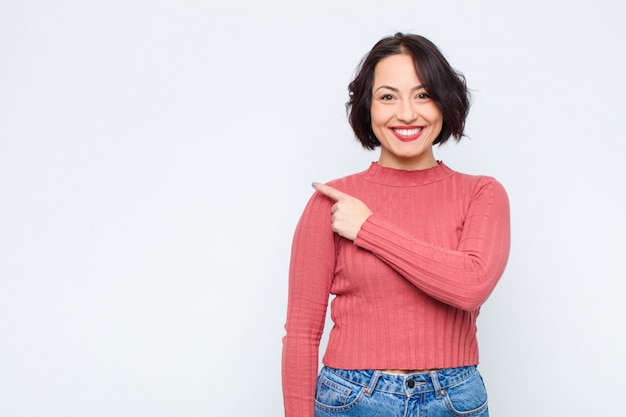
[{"xmin": 282, "ymin": 33, "xmax": 510, "ymax": 417}]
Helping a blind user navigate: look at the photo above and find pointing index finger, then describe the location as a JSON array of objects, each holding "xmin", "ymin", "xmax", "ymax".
[{"xmin": 312, "ymin": 182, "xmax": 347, "ymax": 202}]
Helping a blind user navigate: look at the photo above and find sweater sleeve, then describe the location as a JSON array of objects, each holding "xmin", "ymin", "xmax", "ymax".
[
  {"xmin": 282, "ymin": 192, "xmax": 336, "ymax": 417},
  {"xmin": 354, "ymin": 177, "xmax": 511, "ymax": 311}
]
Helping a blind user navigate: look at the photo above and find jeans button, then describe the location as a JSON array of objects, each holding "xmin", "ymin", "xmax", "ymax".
[{"xmin": 406, "ymin": 379, "xmax": 415, "ymax": 388}]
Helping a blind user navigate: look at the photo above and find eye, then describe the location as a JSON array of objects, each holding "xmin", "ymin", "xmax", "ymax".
[
  {"xmin": 416, "ymin": 92, "xmax": 431, "ymax": 100},
  {"xmin": 380, "ymin": 93, "xmax": 395, "ymax": 101}
]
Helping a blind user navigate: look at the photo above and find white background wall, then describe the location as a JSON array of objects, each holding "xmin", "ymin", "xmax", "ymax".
[{"xmin": 1, "ymin": 1, "xmax": 624, "ymax": 416}]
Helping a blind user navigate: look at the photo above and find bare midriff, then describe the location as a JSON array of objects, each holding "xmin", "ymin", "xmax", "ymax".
[{"xmin": 381, "ymin": 369, "xmax": 439, "ymax": 374}]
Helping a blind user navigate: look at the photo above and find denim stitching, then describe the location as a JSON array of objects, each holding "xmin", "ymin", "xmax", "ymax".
[{"xmin": 325, "ymin": 366, "xmax": 476, "ymax": 395}]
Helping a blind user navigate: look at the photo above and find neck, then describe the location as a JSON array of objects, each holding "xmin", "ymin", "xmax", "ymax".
[{"xmin": 377, "ymin": 153, "xmax": 438, "ymax": 171}]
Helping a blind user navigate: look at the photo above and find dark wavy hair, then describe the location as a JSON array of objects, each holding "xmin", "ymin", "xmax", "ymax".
[{"xmin": 347, "ymin": 33, "xmax": 470, "ymax": 150}]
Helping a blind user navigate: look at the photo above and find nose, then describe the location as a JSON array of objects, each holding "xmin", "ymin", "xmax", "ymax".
[{"xmin": 397, "ymin": 100, "xmax": 417, "ymax": 123}]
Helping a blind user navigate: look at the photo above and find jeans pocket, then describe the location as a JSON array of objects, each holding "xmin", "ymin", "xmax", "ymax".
[
  {"xmin": 314, "ymin": 368, "xmax": 365, "ymax": 412},
  {"xmin": 442, "ymin": 370, "xmax": 489, "ymax": 416}
]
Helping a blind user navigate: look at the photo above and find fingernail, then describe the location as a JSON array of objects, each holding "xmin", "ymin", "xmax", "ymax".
[{"xmin": 311, "ymin": 182, "xmax": 318, "ymax": 188}]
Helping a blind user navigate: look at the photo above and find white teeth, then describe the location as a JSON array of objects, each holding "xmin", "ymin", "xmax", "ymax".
[{"xmin": 394, "ymin": 127, "xmax": 422, "ymax": 136}]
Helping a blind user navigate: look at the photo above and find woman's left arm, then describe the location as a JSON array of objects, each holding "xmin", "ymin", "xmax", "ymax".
[
  {"xmin": 355, "ymin": 178, "xmax": 511, "ymax": 311},
  {"xmin": 314, "ymin": 178, "xmax": 510, "ymax": 311}
]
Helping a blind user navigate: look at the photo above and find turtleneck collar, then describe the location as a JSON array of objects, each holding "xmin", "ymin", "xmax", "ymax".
[{"xmin": 360, "ymin": 161, "xmax": 456, "ymax": 187}]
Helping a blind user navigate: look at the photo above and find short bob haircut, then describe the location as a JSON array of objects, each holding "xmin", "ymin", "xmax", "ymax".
[{"xmin": 347, "ymin": 33, "xmax": 470, "ymax": 150}]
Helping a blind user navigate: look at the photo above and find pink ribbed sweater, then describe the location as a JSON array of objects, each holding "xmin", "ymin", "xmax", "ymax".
[{"xmin": 282, "ymin": 162, "xmax": 510, "ymax": 416}]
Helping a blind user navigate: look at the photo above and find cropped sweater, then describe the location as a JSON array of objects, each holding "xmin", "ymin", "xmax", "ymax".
[{"xmin": 282, "ymin": 162, "xmax": 510, "ymax": 417}]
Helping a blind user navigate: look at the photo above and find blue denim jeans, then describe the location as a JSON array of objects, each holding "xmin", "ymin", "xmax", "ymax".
[{"xmin": 314, "ymin": 365, "xmax": 488, "ymax": 417}]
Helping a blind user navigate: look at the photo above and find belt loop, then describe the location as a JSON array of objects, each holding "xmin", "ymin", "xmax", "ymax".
[
  {"xmin": 430, "ymin": 370, "xmax": 445, "ymax": 399},
  {"xmin": 365, "ymin": 371, "xmax": 381, "ymax": 397}
]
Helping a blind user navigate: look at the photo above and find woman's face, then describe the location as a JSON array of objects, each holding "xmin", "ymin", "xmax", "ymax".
[{"xmin": 370, "ymin": 54, "xmax": 443, "ymax": 170}]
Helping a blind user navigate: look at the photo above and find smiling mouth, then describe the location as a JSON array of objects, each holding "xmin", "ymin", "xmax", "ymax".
[{"xmin": 391, "ymin": 127, "xmax": 423, "ymax": 141}]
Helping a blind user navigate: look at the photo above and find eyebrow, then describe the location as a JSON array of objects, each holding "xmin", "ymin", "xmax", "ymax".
[{"xmin": 374, "ymin": 84, "xmax": 425, "ymax": 93}]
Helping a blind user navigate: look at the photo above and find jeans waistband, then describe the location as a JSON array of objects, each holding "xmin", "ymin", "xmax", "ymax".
[{"xmin": 324, "ymin": 365, "xmax": 477, "ymax": 396}]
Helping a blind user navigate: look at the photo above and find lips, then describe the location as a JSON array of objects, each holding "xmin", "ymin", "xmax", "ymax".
[{"xmin": 390, "ymin": 126, "xmax": 424, "ymax": 142}]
